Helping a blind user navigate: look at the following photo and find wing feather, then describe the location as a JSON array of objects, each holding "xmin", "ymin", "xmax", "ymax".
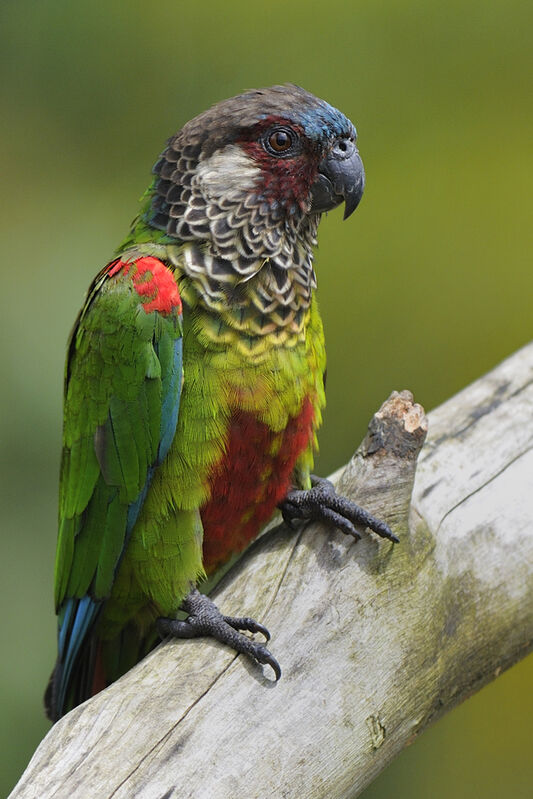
[{"xmin": 51, "ymin": 257, "xmax": 183, "ymax": 718}]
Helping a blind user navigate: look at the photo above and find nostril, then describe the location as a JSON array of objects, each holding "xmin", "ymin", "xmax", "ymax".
[{"xmin": 334, "ymin": 138, "xmax": 354, "ymax": 158}]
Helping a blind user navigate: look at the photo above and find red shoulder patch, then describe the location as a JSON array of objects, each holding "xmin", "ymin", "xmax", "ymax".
[{"xmin": 108, "ymin": 257, "xmax": 182, "ymax": 315}]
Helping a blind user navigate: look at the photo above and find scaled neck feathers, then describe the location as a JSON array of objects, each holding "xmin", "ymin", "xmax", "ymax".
[{"xmin": 118, "ymin": 141, "xmax": 322, "ymax": 344}]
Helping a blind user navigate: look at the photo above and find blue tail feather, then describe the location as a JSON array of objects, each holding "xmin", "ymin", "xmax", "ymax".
[{"xmin": 56, "ymin": 596, "xmax": 100, "ymax": 717}]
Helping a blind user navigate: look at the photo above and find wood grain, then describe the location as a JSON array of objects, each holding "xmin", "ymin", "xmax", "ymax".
[{"xmin": 10, "ymin": 343, "xmax": 533, "ymax": 799}]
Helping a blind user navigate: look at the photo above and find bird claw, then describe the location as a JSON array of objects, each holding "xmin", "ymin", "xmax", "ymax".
[
  {"xmin": 222, "ymin": 615, "xmax": 271, "ymax": 641},
  {"xmin": 279, "ymin": 474, "xmax": 399, "ymax": 544},
  {"xmin": 157, "ymin": 590, "xmax": 281, "ymax": 680}
]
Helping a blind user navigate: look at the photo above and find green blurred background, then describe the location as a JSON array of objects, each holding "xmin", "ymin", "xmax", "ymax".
[{"xmin": 1, "ymin": 0, "xmax": 532, "ymax": 795}]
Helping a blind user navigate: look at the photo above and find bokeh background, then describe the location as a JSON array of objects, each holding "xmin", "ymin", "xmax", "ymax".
[{"xmin": 1, "ymin": 0, "xmax": 532, "ymax": 795}]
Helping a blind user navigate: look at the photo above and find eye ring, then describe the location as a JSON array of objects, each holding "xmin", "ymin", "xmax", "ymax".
[{"xmin": 263, "ymin": 126, "xmax": 297, "ymax": 156}]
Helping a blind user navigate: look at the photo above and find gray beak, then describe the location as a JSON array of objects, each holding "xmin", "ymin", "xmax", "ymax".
[{"xmin": 310, "ymin": 138, "xmax": 365, "ymax": 219}]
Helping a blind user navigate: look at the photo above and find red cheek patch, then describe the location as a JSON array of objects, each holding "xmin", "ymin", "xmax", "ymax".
[{"xmin": 239, "ymin": 117, "xmax": 319, "ymax": 211}]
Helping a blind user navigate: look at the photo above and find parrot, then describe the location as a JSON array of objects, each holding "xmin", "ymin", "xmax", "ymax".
[{"xmin": 44, "ymin": 84, "xmax": 397, "ymax": 722}]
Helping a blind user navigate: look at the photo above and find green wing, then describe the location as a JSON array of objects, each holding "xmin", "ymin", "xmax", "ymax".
[{"xmin": 49, "ymin": 256, "xmax": 183, "ymax": 719}]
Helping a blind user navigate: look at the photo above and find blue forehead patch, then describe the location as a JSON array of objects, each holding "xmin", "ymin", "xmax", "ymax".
[{"xmin": 297, "ymin": 99, "xmax": 356, "ymax": 141}]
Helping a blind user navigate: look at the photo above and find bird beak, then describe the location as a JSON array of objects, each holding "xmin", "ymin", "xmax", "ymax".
[{"xmin": 309, "ymin": 139, "xmax": 365, "ymax": 219}]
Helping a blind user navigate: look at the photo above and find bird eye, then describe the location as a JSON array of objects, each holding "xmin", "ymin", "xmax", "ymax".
[{"xmin": 264, "ymin": 127, "xmax": 296, "ymax": 155}]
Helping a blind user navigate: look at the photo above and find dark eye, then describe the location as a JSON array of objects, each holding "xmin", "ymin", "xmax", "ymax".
[{"xmin": 264, "ymin": 127, "xmax": 296, "ymax": 155}]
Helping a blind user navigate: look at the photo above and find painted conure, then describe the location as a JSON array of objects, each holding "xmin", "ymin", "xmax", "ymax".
[{"xmin": 45, "ymin": 85, "xmax": 396, "ymax": 722}]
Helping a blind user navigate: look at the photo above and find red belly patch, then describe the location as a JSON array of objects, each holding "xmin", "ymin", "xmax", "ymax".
[{"xmin": 201, "ymin": 398, "xmax": 314, "ymax": 574}]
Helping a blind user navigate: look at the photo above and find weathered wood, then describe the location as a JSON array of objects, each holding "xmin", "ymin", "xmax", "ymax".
[{"xmin": 11, "ymin": 343, "xmax": 533, "ymax": 799}]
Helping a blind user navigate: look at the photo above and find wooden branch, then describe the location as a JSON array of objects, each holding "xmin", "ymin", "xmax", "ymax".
[{"xmin": 11, "ymin": 344, "xmax": 533, "ymax": 799}]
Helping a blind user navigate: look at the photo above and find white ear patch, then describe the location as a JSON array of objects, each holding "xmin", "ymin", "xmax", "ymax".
[{"xmin": 194, "ymin": 145, "xmax": 261, "ymax": 201}]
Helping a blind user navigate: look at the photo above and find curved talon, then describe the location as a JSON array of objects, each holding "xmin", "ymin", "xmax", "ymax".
[
  {"xmin": 157, "ymin": 590, "xmax": 280, "ymax": 680},
  {"xmin": 254, "ymin": 646, "xmax": 282, "ymax": 681},
  {"xmin": 223, "ymin": 616, "xmax": 271, "ymax": 641},
  {"xmin": 280, "ymin": 503, "xmax": 302, "ymax": 530},
  {"xmin": 282, "ymin": 515, "xmax": 297, "ymax": 531},
  {"xmin": 279, "ymin": 475, "xmax": 398, "ymax": 544},
  {"xmin": 315, "ymin": 506, "xmax": 362, "ymax": 540}
]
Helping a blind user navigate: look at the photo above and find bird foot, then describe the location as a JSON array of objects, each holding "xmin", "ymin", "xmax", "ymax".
[
  {"xmin": 157, "ymin": 589, "xmax": 281, "ymax": 680},
  {"xmin": 278, "ymin": 474, "xmax": 399, "ymax": 543}
]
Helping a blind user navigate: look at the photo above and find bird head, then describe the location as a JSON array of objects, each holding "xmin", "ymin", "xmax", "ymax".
[{"xmin": 147, "ymin": 85, "xmax": 364, "ymax": 267}]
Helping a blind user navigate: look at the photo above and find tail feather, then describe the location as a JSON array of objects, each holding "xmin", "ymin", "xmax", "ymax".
[
  {"xmin": 44, "ymin": 614, "xmax": 159, "ymax": 722},
  {"xmin": 44, "ymin": 660, "xmax": 61, "ymax": 722},
  {"xmin": 44, "ymin": 630, "xmax": 99, "ymax": 722}
]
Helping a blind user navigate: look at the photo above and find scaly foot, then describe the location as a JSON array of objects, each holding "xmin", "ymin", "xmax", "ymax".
[
  {"xmin": 278, "ymin": 475, "xmax": 398, "ymax": 543},
  {"xmin": 157, "ymin": 589, "xmax": 281, "ymax": 680}
]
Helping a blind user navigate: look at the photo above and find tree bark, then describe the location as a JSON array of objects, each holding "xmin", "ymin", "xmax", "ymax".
[{"xmin": 10, "ymin": 343, "xmax": 533, "ymax": 799}]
